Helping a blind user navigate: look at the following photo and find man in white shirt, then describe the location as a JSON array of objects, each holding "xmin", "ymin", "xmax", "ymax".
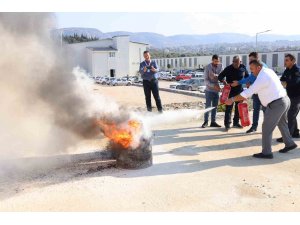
[{"xmin": 225, "ymin": 60, "xmax": 297, "ymax": 159}]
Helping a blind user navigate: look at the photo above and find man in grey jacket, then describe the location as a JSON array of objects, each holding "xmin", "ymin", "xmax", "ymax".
[{"xmin": 202, "ymin": 54, "xmax": 223, "ymax": 128}]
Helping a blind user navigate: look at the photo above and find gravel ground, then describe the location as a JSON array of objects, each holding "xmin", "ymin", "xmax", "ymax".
[{"xmin": 1, "ymin": 84, "xmax": 300, "ymax": 211}]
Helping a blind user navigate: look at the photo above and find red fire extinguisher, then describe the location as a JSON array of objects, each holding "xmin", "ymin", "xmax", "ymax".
[
  {"xmin": 220, "ymin": 84, "xmax": 231, "ymax": 104},
  {"xmin": 238, "ymin": 102, "xmax": 251, "ymax": 127}
]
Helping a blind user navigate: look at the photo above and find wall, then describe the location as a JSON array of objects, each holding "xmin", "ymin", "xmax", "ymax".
[
  {"xmin": 154, "ymin": 50, "xmax": 300, "ymax": 72},
  {"xmin": 129, "ymin": 42, "xmax": 147, "ymax": 76}
]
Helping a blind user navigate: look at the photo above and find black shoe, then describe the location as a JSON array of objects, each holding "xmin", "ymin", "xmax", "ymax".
[
  {"xmin": 279, "ymin": 144, "xmax": 298, "ymax": 153},
  {"xmin": 253, "ymin": 153, "xmax": 274, "ymax": 159},
  {"xmin": 201, "ymin": 121, "xmax": 208, "ymax": 128},
  {"xmin": 246, "ymin": 127, "xmax": 257, "ymax": 134},
  {"xmin": 210, "ymin": 122, "xmax": 221, "ymax": 128},
  {"xmin": 276, "ymin": 137, "xmax": 283, "ymax": 143},
  {"xmin": 233, "ymin": 123, "xmax": 243, "ymax": 128},
  {"xmin": 292, "ymin": 134, "xmax": 300, "ymax": 138},
  {"xmin": 225, "ymin": 126, "xmax": 230, "ymax": 132}
]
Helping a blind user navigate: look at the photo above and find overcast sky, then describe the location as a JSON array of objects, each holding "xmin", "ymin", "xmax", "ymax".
[{"xmin": 55, "ymin": 12, "xmax": 298, "ymax": 36}]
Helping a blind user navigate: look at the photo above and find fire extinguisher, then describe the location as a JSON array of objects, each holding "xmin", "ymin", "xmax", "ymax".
[
  {"xmin": 220, "ymin": 84, "xmax": 231, "ymax": 104},
  {"xmin": 238, "ymin": 102, "xmax": 251, "ymax": 127}
]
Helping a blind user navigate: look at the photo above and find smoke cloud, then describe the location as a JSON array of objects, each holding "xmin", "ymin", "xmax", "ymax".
[{"xmin": 0, "ymin": 13, "xmax": 128, "ymax": 159}]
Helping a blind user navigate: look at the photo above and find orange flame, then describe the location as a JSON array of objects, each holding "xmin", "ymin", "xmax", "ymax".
[{"xmin": 97, "ymin": 119, "xmax": 141, "ymax": 149}]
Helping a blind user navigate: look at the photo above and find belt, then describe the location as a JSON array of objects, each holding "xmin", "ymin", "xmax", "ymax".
[{"xmin": 267, "ymin": 97, "xmax": 284, "ymax": 107}]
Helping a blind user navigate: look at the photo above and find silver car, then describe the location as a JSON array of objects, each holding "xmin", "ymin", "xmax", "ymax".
[{"xmin": 176, "ymin": 78, "xmax": 205, "ymax": 91}]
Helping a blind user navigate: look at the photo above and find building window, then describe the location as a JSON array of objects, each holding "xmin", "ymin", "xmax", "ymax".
[
  {"xmin": 184, "ymin": 58, "xmax": 187, "ymax": 67},
  {"xmin": 272, "ymin": 54, "xmax": 278, "ymax": 67},
  {"xmin": 194, "ymin": 58, "xmax": 197, "ymax": 67},
  {"xmin": 262, "ymin": 54, "xmax": 267, "ymax": 64},
  {"xmin": 175, "ymin": 59, "xmax": 178, "ymax": 67},
  {"xmin": 171, "ymin": 59, "xmax": 174, "ymax": 67},
  {"xmin": 109, "ymin": 52, "xmax": 115, "ymax": 57},
  {"xmin": 179, "ymin": 58, "xmax": 182, "ymax": 67},
  {"xmin": 189, "ymin": 58, "xmax": 192, "ymax": 67},
  {"xmin": 298, "ymin": 53, "xmax": 300, "ymax": 66},
  {"xmin": 219, "ymin": 56, "xmax": 222, "ymax": 63},
  {"xmin": 226, "ymin": 56, "xmax": 230, "ymax": 66},
  {"xmin": 242, "ymin": 55, "xmax": 247, "ymax": 66}
]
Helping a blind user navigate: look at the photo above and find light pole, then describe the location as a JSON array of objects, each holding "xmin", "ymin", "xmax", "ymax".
[{"xmin": 256, "ymin": 29, "xmax": 271, "ymax": 51}]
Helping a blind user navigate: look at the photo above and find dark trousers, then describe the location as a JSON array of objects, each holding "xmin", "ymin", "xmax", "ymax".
[
  {"xmin": 252, "ymin": 94, "xmax": 261, "ymax": 130},
  {"xmin": 143, "ymin": 79, "xmax": 163, "ymax": 112},
  {"xmin": 204, "ymin": 90, "xmax": 219, "ymax": 123},
  {"xmin": 225, "ymin": 101, "xmax": 240, "ymax": 127},
  {"xmin": 288, "ymin": 96, "xmax": 300, "ymax": 136}
]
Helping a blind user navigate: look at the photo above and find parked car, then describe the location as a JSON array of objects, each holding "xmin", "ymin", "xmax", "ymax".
[
  {"xmin": 175, "ymin": 73, "xmax": 192, "ymax": 81},
  {"xmin": 128, "ymin": 76, "xmax": 139, "ymax": 82},
  {"xmin": 112, "ymin": 78, "xmax": 132, "ymax": 86},
  {"xmin": 101, "ymin": 77, "xmax": 110, "ymax": 85},
  {"xmin": 176, "ymin": 78, "xmax": 205, "ymax": 91},
  {"xmin": 198, "ymin": 82, "xmax": 224, "ymax": 93},
  {"xmin": 192, "ymin": 72, "xmax": 204, "ymax": 78},
  {"xmin": 107, "ymin": 77, "xmax": 116, "ymax": 85},
  {"xmin": 95, "ymin": 76, "xmax": 103, "ymax": 84},
  {"xmin": 169, "ymin": 80, "xmax": 189, "ymax": 89}
]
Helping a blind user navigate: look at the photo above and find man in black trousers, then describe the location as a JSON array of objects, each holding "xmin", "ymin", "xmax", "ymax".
[
  {"xmin": 277, "ymin": 53, "xmax": 300, "ymax": 142},
  {"xmin": 139, "ymin": 51, "xmax": 163, "ymax": 112},
  {"xmin": 218, "ymin": 55, "xmax": 249, "ymax": 131}
]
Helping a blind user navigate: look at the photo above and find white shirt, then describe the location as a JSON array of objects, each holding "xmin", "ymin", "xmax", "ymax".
[{"xmin": 240, "ymin": 67, "xmax": 287, "ymax": 107}]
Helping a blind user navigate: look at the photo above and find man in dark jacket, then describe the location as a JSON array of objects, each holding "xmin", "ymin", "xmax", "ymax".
[
  {"xmin": 139, "ymin": 51, "xmax": 163, "ymax": 112},
  {"xmin": 277, "ymin": 53, "xmax": 300, "ymax": 142},
  {"xmin": 218, "ymin": 55, "xmax": 249, "ymax": 131}
]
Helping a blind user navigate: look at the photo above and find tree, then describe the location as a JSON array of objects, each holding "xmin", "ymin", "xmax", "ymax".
[{"xmin": 63, "ymin": 33, "xmax": 99, "ymax": 44}]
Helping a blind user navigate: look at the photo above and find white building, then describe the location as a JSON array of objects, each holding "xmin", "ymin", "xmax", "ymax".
[
  {"xmin": 154, "ymin": 50, "xmax": 300, "ymax": 73},
  {"xmin": 67, "ymin": 35, "xmax": 148, "ymax": 77}
]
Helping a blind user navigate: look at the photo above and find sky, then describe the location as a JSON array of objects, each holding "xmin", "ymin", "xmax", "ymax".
[{"xmin": 55, "ymin": 12, "xmax": 299, "ymax": 36}]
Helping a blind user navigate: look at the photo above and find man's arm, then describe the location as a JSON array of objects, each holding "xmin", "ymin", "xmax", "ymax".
[
  {"xmin": 139, "ymin": 62, "xmax": 145, "ymax": 75},
  {"xmin": 225, "ymin": 74, "xmax": 264, "ymax": 105},
  {"xmin": 218, "ymin": 67, "xmax": 227, "ymax": 83},
  {"xmin": 204, "ymin": 65, "xmax": 216, "ymax": 89},
  {"xmin": 151, "ymin": 61, "xmax": 159, "ymax": 73},
  {"xmin": 280, "ymin": 72, "xmax": 287, "ymax": 87}
]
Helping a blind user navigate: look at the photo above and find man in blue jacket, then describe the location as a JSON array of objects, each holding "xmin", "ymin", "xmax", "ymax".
[
  {"xmin": 139, "ymin": 51, "xmax": 163, "ymax": 112},
  {"xmin": 231, "ymin": 52, "xmax": 267, "ymax": 133}
]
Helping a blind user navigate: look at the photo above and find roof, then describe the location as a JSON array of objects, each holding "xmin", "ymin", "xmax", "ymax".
[
  {"xmin": 130, "ymin": 41, "xmax": 149, "ymax": 45},
  {"xmin": 87, "ymin": 47, "xmax": 118, "ymax": 51}
]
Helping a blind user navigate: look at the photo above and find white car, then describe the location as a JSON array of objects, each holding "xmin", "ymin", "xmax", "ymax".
[
  {"xmin": 112, "ymin": 78, "xmax": 132, "ymax": 86},
  {"xmin": 192, "ymin": 72, "xmax": 204, "ymax": 78},
  {"xmin": 198, "ymin": 82, "xmax": 224, "ymax": 93}
]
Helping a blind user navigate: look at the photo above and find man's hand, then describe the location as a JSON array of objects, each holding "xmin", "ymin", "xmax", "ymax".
[
  {"xmin": 281, "ymin": 81, "xmax": 287, "ymax": 88},
  {"xmin": 230, "ymin": 80, "xmax": 239, "ymax": 87},
  {"xmin": 246, "ymin": 82, "xmax": 251, "ymax": 88},
  {"xmin": 151, "ymin": 66, "xmax": 156, "ymax": 72},
  {"xmin": 225, "ymin": 98, "xmax": 234, "ymax": 105},
  {"xmin": 214, "ymin": 84, "xmax": 221, "ymax": 92},
  {"xmin": 143, "ymin": 66, "xmax": 147, "ymax": 72}
]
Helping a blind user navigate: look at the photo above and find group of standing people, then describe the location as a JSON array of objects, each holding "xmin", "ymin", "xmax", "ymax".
[
  {"xmin": 139, "ymin": 50, "xmax": 300, "ymax": 159},
  {"xmin": 203, "ymin": 52, "xmax": 300, "ymax": 158}
]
